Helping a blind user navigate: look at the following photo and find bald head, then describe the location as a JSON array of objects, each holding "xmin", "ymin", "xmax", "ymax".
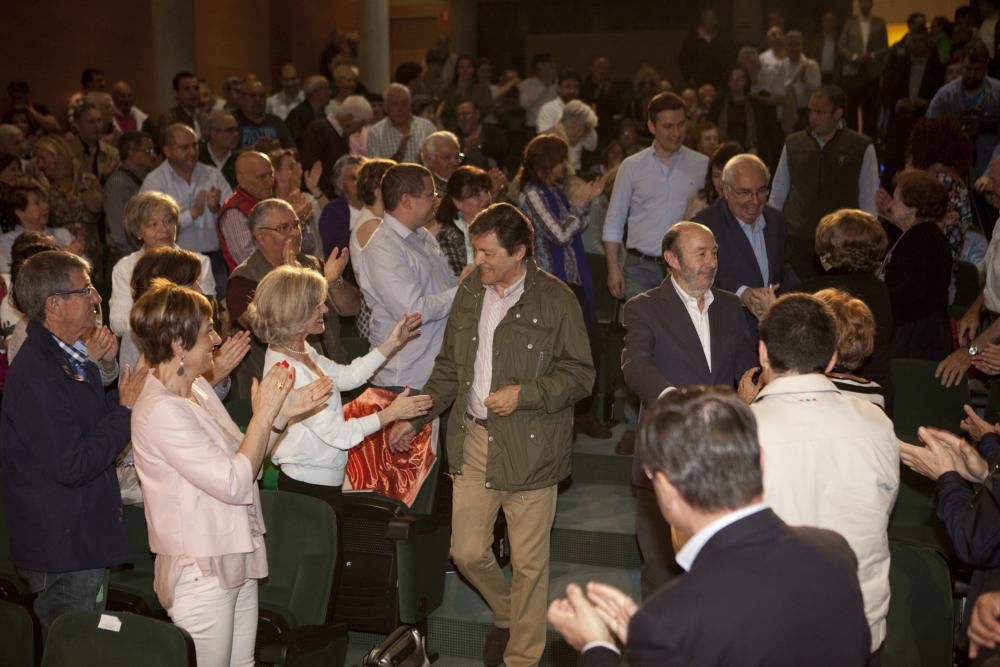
[
  {"xmin": 111, "ymin": 80, "xmax": 133, "ymax": 113},
  {"xmin": 0, "ymin": 124, "xmax": 26, "ymax": 159},
  {"xmin": 236, "ymin": 151, "xmax": 275, "ymax": 200},
  {"xmin": 162, "ymin": 124, "xmax": 199, "ymax": 175}
]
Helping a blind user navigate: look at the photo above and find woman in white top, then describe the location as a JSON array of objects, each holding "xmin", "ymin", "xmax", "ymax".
[
  {"xmin": 130, "ymin": 281, "xmax": 333, "ymax": 666},
  {"xmin": 109, "ymin": 191, "xmax": 215, "ymax": 365},
  {"xmin": 349, "ymin": 158, "xmax": 396, "ymax": 340},
  {"xmin": 244, "ymin": 264, "xmax": 431, "ymax": 511}
]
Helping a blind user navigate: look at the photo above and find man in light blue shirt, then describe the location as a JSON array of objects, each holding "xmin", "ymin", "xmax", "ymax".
[
  {"xmin": 140, "ymin": 124, "xmax": 231, "ymax": 294},
  {"xmin": 602, "ymin": 92, "xmax": 708, "ymax": 453},
  {"xmin": 357, "ymin": 164, "xmax": 459, "ymax": 389}
]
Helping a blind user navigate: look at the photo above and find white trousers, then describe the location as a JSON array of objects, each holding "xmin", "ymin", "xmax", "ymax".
[{"xmin": 167, "ymin": 565, "xmax": 258, "ymax": 667}]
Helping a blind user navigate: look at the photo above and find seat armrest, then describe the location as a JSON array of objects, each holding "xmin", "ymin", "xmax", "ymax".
[
  {"xmin": 255, "ymin": 622, "xmax": 348, "ymax": 664},
  {"xmin": 386, "ymin": 513, "xmax": 448, "ymax": 541}
]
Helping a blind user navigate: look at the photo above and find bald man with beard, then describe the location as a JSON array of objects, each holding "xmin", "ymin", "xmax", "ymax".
[{"xmin": 217, "ymin": 151, "xmax": 276, "ymax": 270}]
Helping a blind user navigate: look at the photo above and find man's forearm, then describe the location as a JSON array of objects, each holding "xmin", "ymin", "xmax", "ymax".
[
  {"xmin": 328, "ymin": 281, "xmax": 361, "ymax": 316},
  {"xmin": 603, "ymin": 241, "xmax": 622, "ymax": 269}
]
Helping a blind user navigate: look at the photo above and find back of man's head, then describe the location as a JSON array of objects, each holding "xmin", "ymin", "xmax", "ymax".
[
  {"xmin": 759, "ymin": 293, "xmax": 837, "ymax": 375},
  {"xmin": 638, "ymin": 386, "xmax": 762, "ymax": 513}
]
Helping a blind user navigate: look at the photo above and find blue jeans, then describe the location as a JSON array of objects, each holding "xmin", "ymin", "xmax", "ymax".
[
  {"xmin": 19, "ymin": 567, "xmax": 110, "ymax": 638},
  {"xmin": 622, "ymin": 254, "xmax": 665, "ymax": 430}
]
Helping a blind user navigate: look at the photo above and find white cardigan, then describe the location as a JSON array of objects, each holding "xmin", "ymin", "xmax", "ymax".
[{"xmin": 266, "ymin": 343, "xmax": 386, "ymax": 486}]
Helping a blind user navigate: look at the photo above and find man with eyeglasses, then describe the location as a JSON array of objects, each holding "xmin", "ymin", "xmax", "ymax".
[
  {"xmin": 693, "ymin": 153, "xmax": 796, "ymax": 326},
  {"xmin": 356, "ymin": 164, "xmax": 459, "ymax": 393},
  {"xmin": 199, "ymin": 111, "xmax": 240, "ymax": 188},
  {"xmin": 227, "ymin": 198, "xmax": 359, "ymax": 398},
  {"xmin": 420, "ymin": 130, "xmax": 464, "ymax": 194},
  {"xmin": 103, "ymin": 131, "xmax": 156, "ymax": 259},
  {"xmin": 768, "ymin": 85, "xmax": 879, "ymax": 279},
  {"xmin": 1, "ymin": 250, "xmax": 149, "ymax": 638}
]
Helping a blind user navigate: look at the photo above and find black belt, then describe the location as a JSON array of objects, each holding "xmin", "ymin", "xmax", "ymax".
[
  {"xmin": 466, "ymin": 412, "xmax": 487, "ymax": 427},
  {"xmin": 626, "ymin": 248, "xmax": 664, "ymax": 263}
]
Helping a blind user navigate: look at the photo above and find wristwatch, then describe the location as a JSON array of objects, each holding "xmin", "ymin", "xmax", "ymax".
[{"xmin": 970, "ymin": 345, "xmax": 981, "ymax": 356}]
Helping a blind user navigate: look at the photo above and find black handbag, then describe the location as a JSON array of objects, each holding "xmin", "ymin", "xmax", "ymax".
[{"xmin": 362, "ymin": 625, "xmax": 431, "ymax": 667}]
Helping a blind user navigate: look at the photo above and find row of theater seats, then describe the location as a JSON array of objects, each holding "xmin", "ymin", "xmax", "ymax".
[
  {"xmin": 0, "ymin": 401, "xmax": 452, "ymax": 665},
  {"xmin": 0, "ymin": 357, "xmax": 982, "ymax": 665}
]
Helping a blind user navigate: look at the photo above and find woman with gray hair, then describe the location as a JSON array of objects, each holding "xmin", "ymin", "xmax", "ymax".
[
  {"xmin": 549, "ymin": 100, "xmax": 599, "ymax": 173},
  {"xmin": 318, "ymin": 154, "xmax": 366, "ymax": 260},
  {"xmin": 109, "ymin": 191, "xmax": 218, "ymax": 364}
]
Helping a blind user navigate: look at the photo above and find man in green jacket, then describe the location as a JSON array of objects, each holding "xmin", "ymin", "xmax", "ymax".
[{"xmin": 389, "ymin": 203, "xmax": 594, "ymax": 667}]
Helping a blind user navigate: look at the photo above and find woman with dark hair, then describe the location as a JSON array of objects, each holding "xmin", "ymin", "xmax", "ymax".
[
  {"xmin": 882, "ymin": 170, "xmax": 954, "ymax": 360},
  {"xmin": 270, "ymin": 148, "xmax": 326, "ymax": 261},
  {"xmin": 684, "ymin": 142, "xmax": 742, "ymax": 218},
  {"xmin": 2, "ymin": 231, "xmax": 59, "ymax": 367},
  {"xmin": 516, "ymin": 134, "xmax": 609, "ymax": 437},
  {"xmin": 427, "ymin": 165, "xmax": 492, "ymax": 275}
]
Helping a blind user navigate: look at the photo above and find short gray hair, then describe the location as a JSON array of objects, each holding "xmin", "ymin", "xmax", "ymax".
[
  {"xmin": 560, "ymin": 100, "xmax": 598, "ymax": 130},
  {"xmin": 420, "ymin": 131, "xmax": 460, "ymax": 162},
  {"xmin": 15, "ymin": 250, "xmax": 91, "ymax": 322},
  {"xmin": 336, "ymin": 95, "xmax": 373, "ymax": 123},
  {"xmin": 248, "ymin": 198, "xmax": 296, "ymax": 232},
  {"xmin": 303, "ymin": 75, "xmax": 330, "ymax": 95},
  {"xmin": 332, "ymin": 154, "xmax": 366, "ymax": 196},
  {"xmin": 721, "ymin": 153, "xmax": 770, "ymax": 188},
  {"xmin": 383, "ymin": 82, "xmax": 410, "ymax": 102}
]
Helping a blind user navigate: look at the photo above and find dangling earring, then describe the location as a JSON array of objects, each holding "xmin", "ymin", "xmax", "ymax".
[{"xmin": 177, "ymin": 354, "xmax": 186, "ymax": 377}]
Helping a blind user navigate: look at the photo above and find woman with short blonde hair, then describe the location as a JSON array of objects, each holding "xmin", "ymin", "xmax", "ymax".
[{"xmin": 244, "ymin": 264, "xmax": 432, "ymax": 511}]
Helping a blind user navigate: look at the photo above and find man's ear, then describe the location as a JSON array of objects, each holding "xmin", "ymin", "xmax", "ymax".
[{"xmin": 758, "ymin": 339, "xmax": 769, "ymax": 368}]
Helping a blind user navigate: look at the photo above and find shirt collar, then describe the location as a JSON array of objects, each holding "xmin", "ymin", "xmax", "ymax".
[
  {"xmin": 752, "ymin": 372, "xmax": 841, "ymax": 403},
  {"xmin": 383, "ymin": 212, "xmax": 415, "ymax": 239},
  {"xmin": 487, "ymin": 267, "xmax": 527, "ymax": 300},
  {"xmin": 50, "ymin": 333, "xmax": 89, "ymax": 366},
  {"xmin": 675, "ymin": 503, "xmax": 769, "ymax": 571},
  {"xmin": 669, "ymin": 275, "xmax": 714, "ymax": 312}
]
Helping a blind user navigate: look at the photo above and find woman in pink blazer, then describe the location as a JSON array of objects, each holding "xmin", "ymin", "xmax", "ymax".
[{"xmin": 129, "ymin": 281, "xmax": 332, "ymax": 667}]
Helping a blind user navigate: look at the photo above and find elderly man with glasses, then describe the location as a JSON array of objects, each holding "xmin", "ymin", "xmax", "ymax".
[
  {"xmin": 1, "ymin": 250, "xmax": 148, "ymax": 638},
  {"xmin": 693, "ymin": 152, "xmax": 797, "ymax": 328},
  {"xmin": 226, "ymin": 198, "xmax": 359, "ymax": 399}
]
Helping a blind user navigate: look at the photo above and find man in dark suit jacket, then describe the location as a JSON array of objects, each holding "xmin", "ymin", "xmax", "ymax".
[
  {"xmin": 693, "ymin": 153, "xmax": 796, "ymax": 330},
  {"xmin": 621, "ymin": 222, "xmax": 756, "ymax": 598},
  {"xmin": 838, "ymin": 0, "xmax": 890, "ymax": 137},
  {"xmin": 880, "ymin": 26, "xmax": 945, "ymax": 184},
  {"xmin": 547, "ymin": 387, "xmax": 872, "ymax": 667}
]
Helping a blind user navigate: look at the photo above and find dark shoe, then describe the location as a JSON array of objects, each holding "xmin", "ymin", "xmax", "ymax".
[
  {"xmin": 574, "ymin": 412, "xmax": 613, "ymax": 439},
  {"xmin": 615, "ymin": 430, "xmax": 636, "ymax": 455},
  {"xmin": 483, "ymin": 625, "xmax": 510, "ymax": 666}
]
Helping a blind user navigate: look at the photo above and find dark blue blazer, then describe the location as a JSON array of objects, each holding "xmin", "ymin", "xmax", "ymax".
[
  {"xmin": 1, "ymin": 320, "xmax": 132, "ymax": 572},
  {"xmin": 578, "ymin": 509, "xmax": 872, "ymax": 667},
  {"xmin": 622, "ymin": 280, "xmax": 756, "ymax": 487},
  {"xmin": 693, "ymin": 197, "xmax": 797, "ymax": 295}
]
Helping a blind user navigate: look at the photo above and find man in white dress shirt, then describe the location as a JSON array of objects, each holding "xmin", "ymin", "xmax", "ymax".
[{"xmin": 141, "ymin": 124, "xmax": 231, "ymax": 294}]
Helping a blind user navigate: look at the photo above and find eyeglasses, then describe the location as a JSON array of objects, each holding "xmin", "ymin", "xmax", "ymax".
[
  {"xmin": 52, "ymin": 285, "xmax": 97, "ymax": 298},
  {"xmin": 732, "ymin": 187, "xmax": 770, "ymax": 201},
  {"xmin": 259, "ymin": 221, "xmax": 305, "ymax": 235}
]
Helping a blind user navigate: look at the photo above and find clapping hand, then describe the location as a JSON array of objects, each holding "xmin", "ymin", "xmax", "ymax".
[
  {"xmin": 972, "ymin": 344, "xmax": 1000, "ymax": 375},
  {"xmin": 324, "ymin": 246, "xmax": 349, "ymax": 283},
  {"xmin": 899, "ymin": 427, "xmax": 966, "ymax": 481},
  {"xmin": 586, "ymin": 582, "xmax": 639, "ymax": 645},
  {"xmin": 382, "ymin": 387, "xmax": 433, "ymax": 423},
  {"xmin": 547, "ymin": 583, "xmax": 615, "ymax": 651},
  {"xmin": 118, "ymin": 358, "xmax": 150, "ymax": 409},
  {"xmin": 377, "ymin": 313, "xmax": 422, "ymax": 357},
  {"xmin": 570, "ymin": 174, "xmax": 607, "ymax": 208},
  {"xmin": 211, "ymin": 330, "xmax": 252, "ymax": 383},
  {"xmin": 85, "ymin": 326, "xmax": 119, "ymax": 363},
  {"xmin": 970, "ymin": 592, "xmax": 1000, "ymax": 658},
  {"xmin": 305, "ymin": 161, "xmax": 323, "ymax": 196}
]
